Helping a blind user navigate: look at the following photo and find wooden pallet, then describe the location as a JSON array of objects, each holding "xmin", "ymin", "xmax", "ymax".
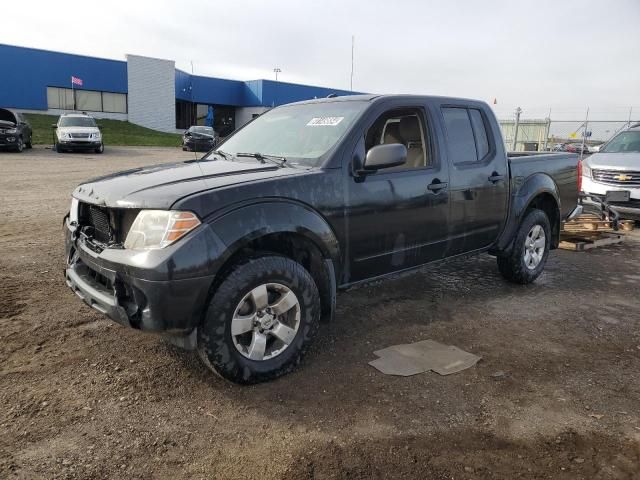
[
  {"xmin": 620, "ymin": 220, "xmax": 636, "ymax": 232},
  {"xmin": 559, "ymin": 232, "xmax": 624, "ymax": 251},
  {"xmin": 562, "ymin": 214, "xmax": 613, "ymax": 233}
]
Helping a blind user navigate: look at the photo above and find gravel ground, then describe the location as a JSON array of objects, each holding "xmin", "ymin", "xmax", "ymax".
[{"xmin": 1, "ymin": 146, "xmax": 639, "ymax": 479}]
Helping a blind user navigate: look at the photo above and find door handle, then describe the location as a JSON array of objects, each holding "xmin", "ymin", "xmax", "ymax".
[
  {"xmin": 427, "ymin": 181, "xmax": 448, "ymax": 192},
  {"xmin": 488, "ymin": 173, "xmax": 505, "ymax": 183}
]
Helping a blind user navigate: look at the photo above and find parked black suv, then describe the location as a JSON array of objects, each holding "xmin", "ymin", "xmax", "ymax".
[
  {"xmin": 64, "ymin": 95, "xmax": 581, "ymax": 384},
  {"xmin": 0, "ymin": 108, "xmax": 32, "ymax": 152},
  {"xmin": 182, "ymin": 126, "xmax": 216, "ymax": 152}
]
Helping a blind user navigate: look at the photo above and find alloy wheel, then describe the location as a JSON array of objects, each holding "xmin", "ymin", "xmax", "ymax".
[
  {"xmin": 231, "ymin": 283, "xmax": 301, "ymax": 361},
  {"xmin": 524, "ymin": 224, "xmax": 545, "ymax": 270}
]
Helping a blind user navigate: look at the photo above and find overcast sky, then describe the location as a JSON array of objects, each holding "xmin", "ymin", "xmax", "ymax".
[{"xmin": 3, "ymin": 0, "xmax": 639, "ymax": 120}]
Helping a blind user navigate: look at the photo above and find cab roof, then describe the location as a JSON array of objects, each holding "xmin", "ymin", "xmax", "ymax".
[{"xmin": 283, "ymin": 93, "xmax": 486, "ymax": 107}]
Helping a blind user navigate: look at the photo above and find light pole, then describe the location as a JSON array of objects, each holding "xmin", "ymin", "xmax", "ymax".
[
  {"xmin": 512, "ymin": 107, "xmax": 522, "ymax": 152},
  {"xmin": 273, "ymin": 68, "xmax": 281, "ymax": 82}
]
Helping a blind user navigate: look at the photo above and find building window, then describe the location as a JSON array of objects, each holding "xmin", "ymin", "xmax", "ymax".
[
  {"xmin": 102, "ymin": 92, "xmax": 127, "ymax": 113},
  {"xmin": 76, "ymin": 90, "xmax": 102, "ymax": 112},
  {"xmin": 47, "ymin": 87, "xmax": 74, "ymax": 110},
  {"xmin": 46, "ymin": 86, "xmax": 127, "ymax": 114}
]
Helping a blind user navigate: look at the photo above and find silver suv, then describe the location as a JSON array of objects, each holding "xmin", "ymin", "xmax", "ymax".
[
  {"xmin": 581, "ymin": 124, "xmax": 640, "ymax": 220},
  {"xmin": 54, "ymin": 113, "xmax": 104, "ymax": 154}
]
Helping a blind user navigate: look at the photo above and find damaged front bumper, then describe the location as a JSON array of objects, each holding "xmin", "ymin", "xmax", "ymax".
[{"xmin": 63, "ymin": 218, "xmax": 216, "ymax": 341}]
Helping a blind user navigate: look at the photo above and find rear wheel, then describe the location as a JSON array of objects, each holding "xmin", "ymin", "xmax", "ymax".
[
  {"xmin": 25, "ymin": 136, "xmax": 33, "ymax": 149},
  {"xmin": 197, "ymin": 255, "xmax": 320, "ymax": 384},
  {"xmin": 497, "ymin": 208, "xmax": 551, "ymax": 284}
]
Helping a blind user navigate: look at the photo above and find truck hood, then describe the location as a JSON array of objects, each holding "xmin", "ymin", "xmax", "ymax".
[
  {"xmin": 585, "ymin": 152, "xmax": 640, "ymax": 170},
  {"xmin": 72, "ymin": 159, "xmax": 303, "ymax": 209}
]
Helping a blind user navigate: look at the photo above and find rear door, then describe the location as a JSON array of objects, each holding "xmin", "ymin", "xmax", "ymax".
[{"xmin": 438, "ymin": 103, "xmax": 509, "ymax": 254}]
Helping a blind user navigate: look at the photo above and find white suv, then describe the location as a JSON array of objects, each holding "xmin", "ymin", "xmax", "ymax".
[
  {"xmin": 581, "ymin": 124, "xmax": 640, "ymax": 220},
  {"xmin": 54, "ymin": 113, "xmax": 104, "ymax": 154}
]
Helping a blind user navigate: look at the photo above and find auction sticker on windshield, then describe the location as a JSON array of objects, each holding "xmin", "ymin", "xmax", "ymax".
[{"xmin": 307, "ymin": 117, "xmax": 344, "ymax": 126}]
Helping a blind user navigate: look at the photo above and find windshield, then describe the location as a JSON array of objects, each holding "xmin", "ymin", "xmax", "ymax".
[
  {"xmin": 189, "ymin": 126, "xmax": 214, "ymax": 134},
  {"xmin": 208, "ymin": 101, "xmax": 368, "ymax": 166},
  {"xmin": 59, "ymin": 116, "xmax": 97, "ymax": 128},
  {"xmin": 601, "ymin": 131, "xmax": 640, "ymax": 153}
]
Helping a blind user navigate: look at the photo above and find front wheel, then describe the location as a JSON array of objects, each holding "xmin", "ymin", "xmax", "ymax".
[
  {"xmin": 94, "ymin": 143, "xmax": 104, "ymax": 154},
  {"xmin": 197, "ymin": 256, "xmax": 320, "ymax": 384},
  {"xmin": 14, "ymin": 137, "xmax": 24, "ymax": 153},
  {"xmin": 497, "ymin": 208, "xmax": 551, "ymax": 284}
]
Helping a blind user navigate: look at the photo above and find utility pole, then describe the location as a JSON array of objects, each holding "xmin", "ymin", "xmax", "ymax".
[
  {"xmin": 580, "ymin": 107, "xmax": 589, "ymax": 160},
  {"xmin": 543, "ymin": 107, "xmax": 551, "ymax": 151},
  {"xmin": 512, "ymin": 107, "xmax": 522, "ymax": 152},
  {"xmin": 350, "ymin": 35, "xmax": 355, "ymax": 91}
]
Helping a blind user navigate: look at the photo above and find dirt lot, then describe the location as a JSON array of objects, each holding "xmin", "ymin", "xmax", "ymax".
[{"xmin": 1, "ymin": 146, "xmax": 639, "ymax": 479}]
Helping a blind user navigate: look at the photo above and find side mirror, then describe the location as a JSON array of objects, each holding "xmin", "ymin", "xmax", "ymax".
[
  {"xmin": 362, "ymin": 144, "xmax": 407, "ymax": 172},
  {"xmin": 51, "ymin": 124, "xmax": 58, "ymax": 129}
]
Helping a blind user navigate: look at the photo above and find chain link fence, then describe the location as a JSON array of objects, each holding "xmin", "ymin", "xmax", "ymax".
[{"xmin": 497, "ymin": 109, "xmax": 638, "ymax": 154}]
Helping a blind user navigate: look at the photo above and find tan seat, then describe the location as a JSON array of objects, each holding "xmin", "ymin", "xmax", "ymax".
[
  {"xmin": 382, "ymin": 121, "xmax": 402, "ymax": 145},
  {"xmin": 399, "ymin": 116, "xmax": 425, "ymax": 168}
]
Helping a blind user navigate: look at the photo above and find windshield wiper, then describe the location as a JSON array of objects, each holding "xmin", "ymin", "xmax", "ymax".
[{"xmin": 236, "ymin": 152, "xmax": 287, "ymax": 166}]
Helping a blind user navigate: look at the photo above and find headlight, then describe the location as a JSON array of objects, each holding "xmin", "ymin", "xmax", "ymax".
[
  {"xmin": 5, "ymin": 128, "xmax": 17, "ymax": 134},
  {"xmin": 582, "ymin": 163, "xmax": 592, "ymax": 178},
  {"xmin": 124, "ymin": 210, "xmax": 200, "ymax": 250},
  {"xmin": 58, "ymin": 132, "xmax": 70, "ymax": 140},
  {"xmin": 69, "ymin": 198, "xmax": 79, "ymax": 224},
  {"xmin": 91, "ymin": 132, "xmax": 101, "ymax": 140}
]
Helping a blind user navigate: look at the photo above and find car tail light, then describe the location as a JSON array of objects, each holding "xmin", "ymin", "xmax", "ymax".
[{"xmin": 577, "ymin": 159, "xmax": 583, "ymax": 192}]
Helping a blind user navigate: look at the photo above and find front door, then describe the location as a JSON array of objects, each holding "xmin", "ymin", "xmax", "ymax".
[{"xmin": 344, "ymin": 105, "xmax": 450, "ymax": 283}]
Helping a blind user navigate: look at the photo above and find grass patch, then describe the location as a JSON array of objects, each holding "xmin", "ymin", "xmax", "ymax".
[{"xmin": 25, "ymin": 113, "xmax": 182, "ymax": 147}]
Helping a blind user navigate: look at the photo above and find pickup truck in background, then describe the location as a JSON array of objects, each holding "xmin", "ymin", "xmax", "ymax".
[{"xmin": 64, "ymin": 95, "xmax": 580, "ymax": 384}]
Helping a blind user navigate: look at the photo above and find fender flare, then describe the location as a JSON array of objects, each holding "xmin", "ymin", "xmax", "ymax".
[
  {"xmin": 495, "ymin": 173, "xmax": 561, "ymax": 252},
  {"xmin": 208, "ymin": 199, "xmax": 341, "ymax": 275}
]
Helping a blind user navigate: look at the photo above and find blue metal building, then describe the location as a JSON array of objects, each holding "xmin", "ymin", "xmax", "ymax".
[{"xmin": 0, "ymin": 44, "xmax": 359, "ymax": 133}]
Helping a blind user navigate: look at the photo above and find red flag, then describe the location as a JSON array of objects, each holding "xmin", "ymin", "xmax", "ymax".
[
  {"xmin": 493, "ymin": 98, "xmax": 497, "ymax": 105},
  {"xmin": 71, "ymin": 76, "xmax": 83, "ymax": 87}
]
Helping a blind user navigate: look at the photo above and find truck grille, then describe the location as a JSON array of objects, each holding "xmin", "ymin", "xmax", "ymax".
[
  {"xmin": 592, "ymin": 169, "xmax": 640, "ymax": 186},
  {"xmin": 77, "ymin": 202, "xmax": 140, "ymax": 246},
  {"xmin": 87, "ymin": 205, "xmax": 112, "ymax": 243},
  {"xmin": 70, "ymin": 133, "xmax": 91, "ymax": 139}
]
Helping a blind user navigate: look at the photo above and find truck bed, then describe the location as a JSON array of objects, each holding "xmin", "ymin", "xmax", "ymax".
[{"xmin": 508, "ymin": 151, "xmax": 579, "ymax": 220}]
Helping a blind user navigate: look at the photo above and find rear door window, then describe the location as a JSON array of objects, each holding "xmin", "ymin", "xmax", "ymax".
[
  {"xmin": 469, "ymin": 109, "xmax": 489, "ymax": 160},
  {"xmin": 441, "ymin": 107, "xmax": 477, "ymax": 165}
]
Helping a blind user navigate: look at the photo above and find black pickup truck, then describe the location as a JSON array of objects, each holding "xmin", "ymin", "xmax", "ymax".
[{"xmin": 64, "ymin": 95, "xmax": 580, "ymax": 384}]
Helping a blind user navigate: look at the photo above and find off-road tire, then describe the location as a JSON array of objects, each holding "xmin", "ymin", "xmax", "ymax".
[
  {"xmin": 197, "ymin": 255, "xmax": 320, "ymax": 384},
  {"xmin": 497, "ymin": 208, "xmax": 551, "ymax": 284}
]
